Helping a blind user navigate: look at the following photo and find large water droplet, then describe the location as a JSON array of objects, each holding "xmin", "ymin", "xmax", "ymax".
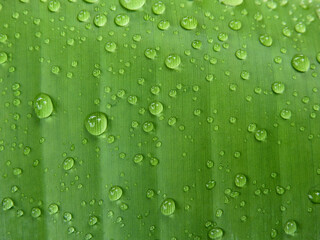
[
  {"xmin": 143, "ymin": 121, "xmax": 154, "ymax": 132},
  {"xmin": 234, "ymin": 174, "xmax": 247, "ymax": 187},
  {"xmin": 114, "ymin": 14, "xmax": 130, "ymax": 27},
  {"xmin": 291, "ymin": 54, "xmax": 310, "ymax": 72},
  {"xmin": 157, "ymin": 20, "xmax": 170, "ymax": 30},
  {"xmin": 180, "ymin": 16, "xmax": 198, "ymax": 30},
  {"xmin": 85, "ymin": 112, "xmax": 108, "ymax": 136},
  {"xmin": 152, "ymin": 1, "xmax": 165, "ymax": 14},
  {"xmin": 31, "ymin": 207, "xmax": 42, "ymax": 218},
  {"xmin": 77, "ymin": 10, "xmax": 90, "ymax": 22},
  {"xmin": 145, "ymin": 48, "xmax": 157, "ymax": 59},
  {"xmin": 308, "ymin": 190, "xmax": 320, "ymax": 204},
  {"xmin": 280, "ymin": 109, "xmax": 291, "ymax": 120},
  {"xmin": 284, "ymin": 220, "xmax": 297, "ymax": 236},
  {"xmin": 105, "ymin": 42, "xmax": 117, "ymax": 52},
  {"xmin": 94, "ymin": 14, "xmax": 107, "ymax": 27},
  {"xmin": 259, "ymin": 34, "xmax": 273, "ymax": 47},
  {"xmin": 255, "ymin": 129, "xmax": 267, "ymax": 141},
  {"xmin": 165, "ymin": 54, "xmax": 181, "ymax": 69},
  {"xmin": 34, "ymin": 93, "xmax": 53, "ymax": 119},
  {"xmin": 220, "ymin": 0, "xmax": 243, "ymax": 6},
  {"xmin": 208, "ymin": 227, "xmax": 224, "ymax": 239},
  {"xmin": 63, "ymin": 157, "xmax": 75, "ymax": 170},
  {"xmin": 149, "ymin": 101, "xmax": 163, "ymax": 115},
  {"xmin": 235, "ymin": 49, "xmax": 247, "ymax": 60},
  {"xmin": 160, "ymin": 198, "xmax": 175, "ymax": 216},
  {"xmin": 48, "ymin": 0, "xmax": 60, "ymax": 12},
  {"xmin": 229, "ymin": 20, "xmax": 242, "ymax": 30},
  {"xmin": 109, "ymin": 186, "xmax": 123, "ymax": 201},
  {"xmin": 272, "ymin": 82, "xmax": 285, "ymax": 94},
  {"xmin": 48, "ymin": 203, "xmax": 59, "ymax": 214},
  {"xmin": 2, "ymin": 197, "xmax": 14, "ymax": 210},
  {"xmin": 119, "ymin": 0, "xmax": 146, "ymax": 10}
]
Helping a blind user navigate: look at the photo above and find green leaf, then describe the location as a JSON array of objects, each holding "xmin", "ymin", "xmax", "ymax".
[{"xmin": 1, "ymin": 0, "xmax": 320, "ymax": 239}]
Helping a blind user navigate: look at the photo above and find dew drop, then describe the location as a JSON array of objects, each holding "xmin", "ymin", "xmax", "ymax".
[
  {"xmin": 63, "ymin": 157, "xmax": 75, "ymax": 170},
  {"xmin": 119, "ymin": 0, "xmax": 146, "ymax": 10},
  {"xmin": 272, "ymin": 82, "xmax": 285, "ymax": 94},
  {"xmin": 229, "ymin": 20, "xmax": 242, "ymax": 30},
  {"xmin": 149, "ymin": 101, "xmax": 163, "ymax": 115},
  {"xmin": 0, "ymin": 52, "xmax": 8, "ymax": 64},
  {"xmin": 180, "ymin": 16, "xmax": 198, "ymax": 30},
  {"xmin": 109, "ymin": 186, "xmax": 123, "ymax": 201},
  {"xmin": 160, "ymin": 198, "xmax": 175, "ymax": 216},
  {"xmin": 105, "ymin": 42, "xmax": 117, "ymax": 52},
  {"xmin": 31, "ymin": 207, "xmax": 42, "ymax": 218},
  {"xmin": 255, "ymin": 129, "xmax": 267, "ymax": 141},
  {"xmin": 34, "ymin": 93, "xmax": 53, "ymax": 119},
  {"xmin": 308, "ymin": 190, "xmax": 320, "ymax": 204},
  {"xmin": 114, "ymin": 14, "xmax": 130, "ymax": 27},
  {"xmin": 2, "ymin": 197, "xmax": 14, "ymax": 211},
  {"xmin": 85, "ymin": 112, "xmax": 108, "ymax": 136},
  {"xmin": 143, "ymin": 121, "xmax": 154, "ymax": 132},
  {"xmin": 208, "ymin": 227, "xmax": 224, "ymax": 239},
  {"xmin": 284, "ymin": 220, "xmax": 297, "ymax": 236},
  {"xmin": 235, "ymin": 49, "xmax": 247, "ymax": 60},
  {"xmin": 88, "ymin": 216, "xmax": 98, "ymax": 226},
  {"xmin": 157, "ymin": 20, "xmax": 170, "ymax": 30},
  {"xmin": 192, "ymin": 40, "xmax": 202, "ymax": 49},
  {"xmin": 77, "ymin": 10, "xmax": 90, "ymax": 22},
  {"xmin": 144, "ymin": 48, "xmax": 157, "ymax": 59},
  {"xmin": 48, "ymin": 0, "xmax": 60, "ymax": 12},
  {"xmin": 94, "ymin": 14, "xmax": 107, "ymax": 27},
  {"xmin": 165, "ymin": 54, "xmax": 181, "ymax": 69},
  {"xmin": 294, "ymin": 22, "xmax": 306, "ymax": 33},
  {"xmin": 48, "ymin": 203, "xmax": 59, "ymax": 214},
  {"xmin": 259, "ymin": 34, "xmax": 273, "ymax": 47},
  {"xmin": 152, "ymin": 1, "xmax": 165, "ymax": 15},
  {"xmin": 291, "ymin": 54, "xmax": 310, "ymax": 72},
  {"xmin": 280, "ymin": 109, "xmax": 291, "ymax": 120},
  {"xmin": 235, "ymin": 174, "xmax": 247, "ymax": 187}
]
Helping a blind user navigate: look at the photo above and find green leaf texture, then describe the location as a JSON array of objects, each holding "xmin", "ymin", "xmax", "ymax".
[{"xmin": 0, "ymin": 0, "xmax": 320, "ymax": 239}]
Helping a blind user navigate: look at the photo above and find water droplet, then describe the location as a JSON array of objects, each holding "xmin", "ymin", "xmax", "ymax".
[
  {"xmin": 63, "ymin": 212, "xmax": 72, "ymax": 221},
  {"xmin": 235, "ymin": 174, "xmax": 247, "ymax": 187},
  {"xmin": 31, "ymin": 207, "xmax": 42, "ymax": 218},
  {"xmin": 165, "ymin": 54, "xmax": 181, "ymax": 69},
  {"xmin": 114, "ymin": 14, "xmax": 130, "ymax": 27},
  {"xmin": 146, "ymin": 189, "xmax": 155, "ymax": 198},
  {"xmin": 48, "ymin": 0, "xmax": 60, "ymax": 12},
  {"xmin": 280, "ymin": 109, "xmax": 291, "ymax": 120},
  {"xmin": 144, "ymin": 48, "xmax": 157, "ymax": 59},
  {"xmin": 152, "ymin": 1, "xmax": 165, "ymax": 15},
  {"xmin": 127, "ymin": 95, "xmax": 138, "ymax": 104},
  {"xmin": 84, "ymin": 0, "xmax": 98, "ymax": 2},
  {"xmin": 48, "ymin": 203, "xmax": 59, "ymax": 214},
  {"xmin": 255, "ymin": 129, "xmax": 267, "ymax": 141},
  {"xmin": 160, "ymin": 198, "xmax": 175, "ymax": 216},
  {"xmin": 88, "ymin": 216, "xmax": 98, "ymax": 226},
  {"xmin": 259, "ymin": 34, "xmax": 273, "ymax": 47},
  {"xmin": 294, "ymin": 22, "xmax": 306, "ymax": 33},
  {"xmin": 206, "ymin": 180, "xmax": 216, "ymax": 190},
  {"xmin": 105, "ymin": 42, "xmax": 117, "ymax": 52},
  {"xmin": 109, "ymin": 186, "xmax": 123, "ymax": 201},
  {"xmin": 229, "ymin": 20, "xmax": 242, "ymax": 30},
  {"xmin": 34, "ymin": 93, "xmax": 53, "ymax": 119},
  {"xmin": 0, "ymin": 52, "xmax": 8, "ymax": 64},
  {"xmin": 63, "ymin": 157, "xmax": 75, "ymax": 170},
  {"xmin": 247, "ymin": 123, "xmax": 256, "ymax": 132},
  {"xmin": 2, "ymin": 197, "xmax": 14, "ymax": 210},
  {"xmin": 272, "ymin": 82, "xmax": 285, "ymax": 94},
  {"xmin": 133, "ymin": 154, "xmax": 144, "ymax": 163},
  {"xmin": 77, "ymin": 10, "xmax": 90, "ymax": 22},
  {"xmin": 157, "ymin": 20, "xmax": 170, "ymax": 30},
  {"xmin": 85, "ymin": 112, "xmax": 108, "ymax": 136},
  {"xmin": 94, "ymin": 14, "xmax": 107, "ymax": 27},
  {"xmin": 218, "ymin": 33, "xmax": 228, "ymax": 42},
  {"xmin": 192, "ymin": 40, "xmax": 202, "ymax": 49},
  {"xmin": 284, "ymin": 220, "xmax": 297, "ymax": 236},
  {"xmin": 308, "ymin": 190, "xmax": 320, "ymax": 204},
  {"xmin": 235, "ymin": 49, "xmax": 247, "ymax": 60},
  {"xmin": 149, "ymin": 101, "xmax": 163, "ymax": 115},
  {"xmin": 208, "ymin": 227, "xmax": 224, "ymax": 239},
  {"xmin": 119, "ymin": 0, "xmax": 146, "ymax": 10},
  {"xmin": 291, "ymin": 54, "xmax": 310, "ymax": 72},
  {"xmin": 270, "ymin": 229, "xmax": 278, "ymax": 238},
  {"xmin": 180, "ymin": 16, "xmax": 198, "ymax": 30},
  {"xmin": 143, "ymin": 121, "xmax": 154, "ymax": 132},
  {"xmin": 168, "ymin": 117, "xmax": 177, "ymax": 126}
]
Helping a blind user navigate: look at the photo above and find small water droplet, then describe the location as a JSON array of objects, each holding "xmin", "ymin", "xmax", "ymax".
[
  {"xmin": 208, "ymin": 227, "xmax": 224, "ymax": 239},
  {"xmin": 157, "ymin": 20, "xmax": 170, "ymax": 30},
  {"xmin": 255, "ymin": 129, "xmax": 267, "ymax": 141},
  {"xmin": 48, "ymin": 0, "xmax": 60, "ymax": 12},
  {"xmin": 280, "ymin": 109, "xmax": 291, "ymax": 120},
  {"xmin": 94, "ymin": 14, "xmax": 107, "ymax": 27},
  {"xmin": 114, "ymin": 14, "xmax": 130, "ymax": 27},
  {"xmin": 0, "ymin": 52, "xmax": 8, "ymax": 64},
  {"xmin": 229, "ymin": 19, "xmax": 242, "ymax": 30},
  {"xmin": 143, "ymin": 121, "xmax": 154, "ymax": 132},
  {"xmin": 105, "ymin": 42, "xmax": 117, "ymax": 52},
  {"xmin": 308, "ymin": 190, "xmax": 320, "ymax": 204},
  {"xmin": 31, "ymin": 207, "xmax": 42, "ymax": 218},
  {"xmin": 48, "ymin": 203, "xmax": 59, "ymax": 214},
  {"xmin": 109, "ymin": 186, "xmax": 123, "ymax": 201},
  {"xmin": 272, "ymin": 82, "xmax": 285, "ymax": 94},
  {"xmin": 165, "ymin": 54, "xmax": 181, "ymax": 69},
  {"xmin": 259, "ymin": 34, "xmax": 273, "ymax": 47},
  {"xmin": 63, "ymin": 157, "xmax": 75, "ymax": 170},
  {"xmin": 234, "ymin": 174, "xmax": 247, "ymax": 187},
  {"xmin": 144, "ymin": 48, "xmax": 157, "ymax": 59},
  {"xmin": 88, "ymin": 216, "xmax": 98, "ymax": 226},
  {"xmin": 77, "ymin": 10, "xmax": 90, "ymax": 22},
  {"xmin": 152, "ymin": 1, "xmax": 165, "ymax": 14},
  {"xmin": 2, "ymin": 197, "xmax": 14, "ymax": 210},
  {"xmin": 284, "ymin": 220, "xmax": 297, "ymax": 236},
  {"xmin": 149, "ymin": 101, "xmax": 163, "ymax": 115},
  {"xmin": 160, "ymin": 198, "xmax": 175, "ymax": 216}
]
